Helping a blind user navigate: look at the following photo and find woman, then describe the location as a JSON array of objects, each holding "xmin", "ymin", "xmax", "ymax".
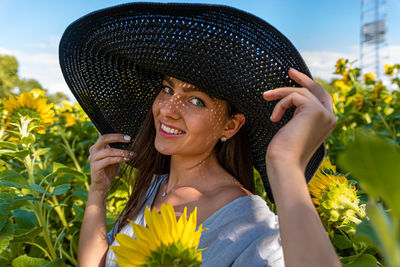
[{"xmin": 59, "ymin": 3, "xmax": 340, "ymax": 266}]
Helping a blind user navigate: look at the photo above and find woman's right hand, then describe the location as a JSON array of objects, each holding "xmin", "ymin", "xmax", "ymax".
[{"xmin": 88, "ymin": 133, "xmax": 133, "ymax": 193}]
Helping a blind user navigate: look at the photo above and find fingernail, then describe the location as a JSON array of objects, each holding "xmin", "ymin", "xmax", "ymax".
[
  {"xmin": 269, "ymin": 115, "xmax": 273, "ymax": 121},
  {"xmin": 129, "ymin": 151, "xmax": 134, "ymax": 156},
  {"xmin": 123, "ymin": 157, "xmax": 129, "ymax": 161},
  {"xmin": 124, "ymin": 135, "xmax": 131, "ymax": 141},
  {"xmin": 289, "ymin": 67, "xmax": 299, "ymax": 72}
]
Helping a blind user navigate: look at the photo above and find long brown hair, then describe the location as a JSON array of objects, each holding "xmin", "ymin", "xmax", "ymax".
[{"xmin": 112, "ymin": 96, "xmax": 254, "ymax": 233}]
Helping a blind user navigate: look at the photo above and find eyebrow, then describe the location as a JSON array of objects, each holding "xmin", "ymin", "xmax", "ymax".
[{"xmin": 163, "ymin": 76, "xmax": 201, "ymax": 93}]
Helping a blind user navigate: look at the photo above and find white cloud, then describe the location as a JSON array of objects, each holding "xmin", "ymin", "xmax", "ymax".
[
  {"xmin": 388, "ymin": 45, "xmax": 400, "ymax": 64},
  {"xmin": 25, "ymin": 36, "xmax": 61, "ymax": 51},
  {"xmin": 300, "ymin": 49, "xmax": 358, "ymax": 81}
]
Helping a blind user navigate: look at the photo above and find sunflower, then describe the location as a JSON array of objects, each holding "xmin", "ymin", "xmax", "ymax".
[
  {"xmin": 110, "ymin": 203, "xmax": 207, "ymax": 267},
  {"xmin": 308, "ymin": 158, "xmax": 365, "ymax": 228},
  {"xmin": 384, "ymin": 64, "xmax": 395, "ymax": 77},
  {"xmin": 335, "ymin": 58, "xmax": 348, "ymax": 75},
  {"xmin": 363, "ymin": 72, "xmax": 376, "ymax": 85},
  {"xmin": 3, "ymin": 90, "xmax": 55, "ymax": 134},
  {"xmin": 55, "ymin": 100, "xmax": 89, "ymax": 126},
  {"xmin": 333, "ymin": 79, "xmax": 352, "ymax": 94}
]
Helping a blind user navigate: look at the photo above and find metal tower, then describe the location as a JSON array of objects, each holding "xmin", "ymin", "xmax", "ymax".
[{"xmin": 360, "ymin": 0, "xmax": 388, "ymax": 78}]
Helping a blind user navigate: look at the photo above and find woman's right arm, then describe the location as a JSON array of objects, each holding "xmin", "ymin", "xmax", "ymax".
[{"xmin": 78, "ymin": 134, "xmax": 133, "ymax": 267}]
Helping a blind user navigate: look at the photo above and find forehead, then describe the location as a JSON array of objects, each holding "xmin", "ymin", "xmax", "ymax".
[{"xmin": 163, "ymin": 76, "xmax": 201, "ymax": 93}]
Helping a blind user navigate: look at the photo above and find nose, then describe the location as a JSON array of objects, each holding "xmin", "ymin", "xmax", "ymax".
[{"xmin": 159, "ymin": 94, "xmax": 183, "ymax": 119}]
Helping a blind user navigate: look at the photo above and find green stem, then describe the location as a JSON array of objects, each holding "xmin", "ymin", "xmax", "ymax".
[
  {"xmin": 25, "ymin": 242, "xmax": 53, "ymax": 260},
  {"xmin": 60, "ymin": 245, "xmax": 78, "ymax": 266},
  {"xmin": 24, "ymin": 155, "xmax": 35, "ymax": 184},
  {"xmin": 40, "ymin": 211, "xmax": 57, "ymax": 260},
  {"xmin": 376, "ymin": 110, "xmax": 395, "ymax": 140},
  {"xmin": 58, "ymin": 125, "xmax": 90, "ymax": 190},
  {"xmin": 31, "ymin": 191, "xmax": 57, "ymax": 261},
  {"xmin": 59, "ymin": 127, "xmax": 81, "ymax": 172},
  {"xmin": 51, "ymin": 195, "xmax": 68, "ymax": 228}
]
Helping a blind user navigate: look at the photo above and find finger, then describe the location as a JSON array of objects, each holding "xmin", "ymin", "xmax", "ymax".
[
  {"xmin": 89, "ymin": 147, "xmax": 134, "ymax": 162},
  {"xmin": 263, "ymin": 87, "xmax": 318, "ymax": 103},
  {"xmin": 91, "ymin": 134, "xmax": 132, "ymax": 153},
  {"xmin": 91, "ymin": 156, "xmax": 127, "ymax": 171},
  {"xmin": 288, "ymin": 68, "xmax": 333, "ymax": 112},
  {"xmin": 270, "ymin": 92, "xmax": 308, "ymax": 122}
]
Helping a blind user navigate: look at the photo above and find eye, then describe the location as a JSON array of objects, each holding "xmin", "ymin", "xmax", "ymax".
[
  {"xmin": 162, "ymin": 86, "xmax": 174, "ymax": 95},
  {"xmin": 190, "ymin": 98, "xmax": 205, "ymax": 107}
]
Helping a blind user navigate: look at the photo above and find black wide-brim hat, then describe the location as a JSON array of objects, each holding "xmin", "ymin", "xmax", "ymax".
[{"xmin": 59, "ymin": 2, "xmax": 325, "ymax": 200}]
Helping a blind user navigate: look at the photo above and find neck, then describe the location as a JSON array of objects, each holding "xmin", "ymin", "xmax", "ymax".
[{"xmin": 166, "ymin": 151, "xmax": 225, "ymax": 191}]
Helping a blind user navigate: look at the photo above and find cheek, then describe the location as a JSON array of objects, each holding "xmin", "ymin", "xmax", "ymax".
[
  {"xmin": 152, "ymin": 97, "xmax": 162, "ymax": 116},
  {"xmin": 187, "ymin": 111, "xmax": 225, "ymax": 140}
]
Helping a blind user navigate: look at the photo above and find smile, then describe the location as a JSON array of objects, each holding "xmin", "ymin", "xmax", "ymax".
[{"xmin": 160, "ymin": 122, "xmax": 186, "ymax": 135}]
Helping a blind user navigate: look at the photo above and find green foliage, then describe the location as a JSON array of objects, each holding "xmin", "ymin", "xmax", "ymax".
[
  {"xmin": 338, "ymin": 131, "xmax": 400, "ymax": 267},
  {"xmin": 1, "ymin": 54, "xmax": 400, "ymax": 265},
  {"xmin": 0, "ymin": 91, "xmax": 128, "ymax": 265},
  {"xmin": 326, "ymin": 59, "xmax": 400, "ymax": 165},
  {"xmin": 0, "ymin": 55, "xmax": 19, "ymax": 97}
]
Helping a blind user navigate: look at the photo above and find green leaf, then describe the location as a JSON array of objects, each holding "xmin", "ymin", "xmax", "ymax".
[
  {"xmin": 343, "ymin": 254, "xmax": 378, "ymax": 267},
  {"xmin": 52, "ymin": 183, "xmax": 71, "ymax": 196},
  {"xmin": 0, "ymin": 192, "xmax": 13, "ymax": 231},
  {"xmin": 11, "ymin": 195, "xmax": 40, "ymax": 210},
  {"xmin": 56, "ymin": 167, "xmax": 85, "ymax": 180},
  {"xmin": 44, "ymin": 258, "xmax": 68, "ymax": 267},
  {"xmin": 52, "ymin": 162, "xmax": 68, "ymax": 171},
  {"xmin": 337, "ymin": 130, "xmax": 400, "ymax": 216},
  {"xmin": 71, "ymin": 187, "xmax": 88, "ymax": 201},
  {"xmin": 0, "ymin": 149, "xmax": 30, "ymax": 160},
  {"xmin": 33, "ymin": 148, "xmax": 51, "ymax": 158},
  {"xmin": 72, "ymin": 204, "xmax": 84, "ymax": 221},
  {"xmin": 11, "ymin": 255, "xmax": 50, "ymax": 267},
  {"xmin": 0, "ymin": 170, "xmax": 29, "ymax": 189},
  {"xmin": 13, "ymin": 209, "xmax": 37, "ymax": 229},
  {"xmin": 0, "ymin": 218, "xmax": 14, "ymax": 254},
  {"xmin": 366, "ymin": 203, "xmax": 400, "ymax": 266},
  {"xmin": 354, "ymin": 220, "xmax": 379, "ymax": 248},
  {"xmin": 20, "ymin": 134, "xmax": 35, "ymax": 145},
  {"xmin": 10, "ymin": 227, "xmax": 42, "ymax": 243},
  {"xmin": 0, "ymin": 141, "xmax": 18, "ymax": 149},
  {"xmin": 51, "ymin": 163, "xmax": 85, "ymax": 180},
  {"xmin": 333, "ymin": 234, "xmax": 353, "ymax": 249},
  {"xmin": 29, "ymin": 183, "xmax": 51, "ymax": 196},
  {"xmin": 0, "ymin": 203, "xmax": 10, "ymax": 232}
]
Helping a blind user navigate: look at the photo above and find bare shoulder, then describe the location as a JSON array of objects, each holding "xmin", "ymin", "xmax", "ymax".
[{"xmin": 205, "ymin": 182, "xmax": 253, "ymax": 211}]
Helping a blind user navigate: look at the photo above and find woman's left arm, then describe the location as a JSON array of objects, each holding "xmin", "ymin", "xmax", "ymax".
[{"xmin": 263, "ymin": 68, "xmax": 341, "ymax": 267}]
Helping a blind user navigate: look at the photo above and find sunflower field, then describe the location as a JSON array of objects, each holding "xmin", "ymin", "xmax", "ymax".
[{"xmin": 0, "ymin": 58, "xmax": 399, "ymax": 266}]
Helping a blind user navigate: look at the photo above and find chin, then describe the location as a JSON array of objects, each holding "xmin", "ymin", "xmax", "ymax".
[{"xmin": 154, "ymin": 139, "xmax": 176, "ymax": 156}]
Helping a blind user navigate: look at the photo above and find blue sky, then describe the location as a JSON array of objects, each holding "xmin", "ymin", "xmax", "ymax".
[{"xmin": 1, "ymin": 0, "xmax": 399, "ymax": 100}]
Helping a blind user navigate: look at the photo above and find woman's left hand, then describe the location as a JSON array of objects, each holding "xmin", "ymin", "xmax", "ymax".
[{"xmin": 263, "ymin": 68, "xmax": 337, "ymax": 172}]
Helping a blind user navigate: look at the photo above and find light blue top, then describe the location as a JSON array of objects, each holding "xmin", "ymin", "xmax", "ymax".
[{"xmin": 105, "ymin": 175, "xmax": 284, "ymax": 266}]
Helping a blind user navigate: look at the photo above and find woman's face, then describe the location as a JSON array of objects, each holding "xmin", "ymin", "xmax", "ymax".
[{"xmin": 152, "ymin": 76, "xmax": 233, "ymax": 157}]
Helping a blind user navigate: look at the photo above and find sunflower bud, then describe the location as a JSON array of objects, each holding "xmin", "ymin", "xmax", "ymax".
[{"xmin": 308, "ymin": 158, "xmax": 366, "ymax": 229}]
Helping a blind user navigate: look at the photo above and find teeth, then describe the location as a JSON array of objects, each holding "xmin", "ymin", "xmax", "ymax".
[{"xmin": 161, "ymin": 123, "xmax": 184, "ymax": 135}]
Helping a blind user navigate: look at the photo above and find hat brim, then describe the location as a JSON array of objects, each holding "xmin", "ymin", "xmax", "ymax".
[{"xmin": 59, "ymin": 2, "xmax": 325, "ymax": 200}]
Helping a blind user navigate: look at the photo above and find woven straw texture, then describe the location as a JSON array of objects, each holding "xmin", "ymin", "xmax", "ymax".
[{"xmin": 59, "ymin": 2, "xmax": 325, "ymax": 199}]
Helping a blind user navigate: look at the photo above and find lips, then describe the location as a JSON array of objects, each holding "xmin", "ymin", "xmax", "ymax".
[{"xmin": 159, "ymin": 121, "xmax": 186, "ymax": 135}]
